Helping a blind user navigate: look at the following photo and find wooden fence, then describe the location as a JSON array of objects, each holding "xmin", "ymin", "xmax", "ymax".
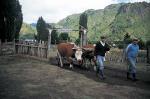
[
  {"xmin": 147, "ymin": 46, "xmax": 150, "ymax": 63},
  {"xmin": 0, "ymin": 39, "xmax": 48, "ymax": 60},
  {"xmin": 15, "ymin": 40, "xmax": 48, "ymax": 59},
  {"xmin": 105, "ymin": 48, "xmax": 148, "ymax": 63},
  {"xmin": 0, "ymin": 40, "xmax": 15, "ymax": 55}
]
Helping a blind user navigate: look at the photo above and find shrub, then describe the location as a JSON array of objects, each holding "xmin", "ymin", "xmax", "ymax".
[{"xmin": 138, "ymin": 39, "xmax": 145, "ymax": 50}]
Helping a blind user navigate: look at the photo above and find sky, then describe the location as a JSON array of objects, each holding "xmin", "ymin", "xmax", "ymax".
[{"xmin": 19, "ymin": 0, "xmax": 150, "ymax": 24}]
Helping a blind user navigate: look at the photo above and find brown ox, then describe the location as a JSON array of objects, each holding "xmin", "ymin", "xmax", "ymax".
[
  {"xmin": 79, "ymin": 44, "xmax": 96, "ymax": 70},
  {"xmin": 83, "ymin": 44, "xmax": 110, "ymax": 71},
  {"xmin": 82, "ymin": 44, "xmax": 95, "ymax": 61},
  {"xmin": 83, "ymin": 44, "xmax": 95, "ymax": 49},
  {"xmin": 57, "ymin": 43, "xmax": 83, "ymax": 68},
  {"xmin": 82, "ymin": 44, "xmax": 96, "ymax": 69}
]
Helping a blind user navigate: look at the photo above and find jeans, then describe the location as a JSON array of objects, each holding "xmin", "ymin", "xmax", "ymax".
[
  {"xmin": 127, "ymin": 57, "xmax": 136, "ymax": 73},
  {"xmin": 96, "ymin": 55, "xmax": 105, "ymax": 70}
]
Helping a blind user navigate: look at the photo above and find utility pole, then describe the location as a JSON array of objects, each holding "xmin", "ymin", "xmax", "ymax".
[{"xmin": 79, "ymin": 25, "xmax": 87, "ymax": 47}]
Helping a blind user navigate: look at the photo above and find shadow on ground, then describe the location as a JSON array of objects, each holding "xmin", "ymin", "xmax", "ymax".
[{"xmin": 49, "ymin": 56, "xmax": 150, "ymax": 91}]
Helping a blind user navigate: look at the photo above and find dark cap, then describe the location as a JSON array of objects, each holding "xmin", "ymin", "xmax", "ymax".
[
  {"xmin": 100, "ymin": 36, "xmax": 106, "ymax": 39},
  {"xmin": 132, "ymin": 38, "xmax": 139, "ymax": 41}
]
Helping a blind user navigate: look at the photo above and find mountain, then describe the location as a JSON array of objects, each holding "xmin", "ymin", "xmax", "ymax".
[
  {"xmin": 19, "ymin": 23, "xmax": 37, "ymax": 39},
  {"xmin": 57, "ymin": 2, "xmax": 150, "ymax": 42}
]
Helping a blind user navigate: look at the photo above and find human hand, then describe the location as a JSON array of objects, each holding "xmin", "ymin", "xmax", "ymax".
[{"xmin": 94, "ymin": 56, "xmax": 96, "ymax": 61}]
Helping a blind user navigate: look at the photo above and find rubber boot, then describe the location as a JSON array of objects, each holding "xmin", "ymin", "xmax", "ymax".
[
  {"xmin": 96, "ymin": 66, "xmax": 99, "ymax": 76},
  {"xmin": 127, "ymin": 72, "xmax": 131, "ymax": 79},
  {"xmin": 99, "ymin": 70, "xmax": 106, "ymax": 80},
  {"xmin": 132, "ymin": 73, "xmax": 138, "ymax": 81}
]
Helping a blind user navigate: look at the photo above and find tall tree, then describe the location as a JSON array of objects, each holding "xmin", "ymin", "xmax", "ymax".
[
  {"xmin": 79, "ymin": 12, "xmax": 88, "ymax": 46},
  {"xmin": 0, "ymin": 0, "xmax": 23, "ymax": 42},
  {"xmin": 36, "ymin": 17, "xmax": 49, "ymax": 41},
  {"xmin": 51, "ymin": 30, "xmax": 59, "ymax": 44},
  {"xmin": 15, "ymin": 0, "xmax": 23, "ymax": 40}
]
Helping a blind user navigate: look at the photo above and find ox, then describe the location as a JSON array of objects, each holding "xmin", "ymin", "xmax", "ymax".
[
  {"xmin": 57, "ymin": 43, "xmax": 83, "ymax": 68},
  {"xmin": 82, "ymin": 44, "xmax": 96, "ymax": 69},
  {"xmin": 82, "ymin": 44, "xmax": 110, "ymax": 73}
]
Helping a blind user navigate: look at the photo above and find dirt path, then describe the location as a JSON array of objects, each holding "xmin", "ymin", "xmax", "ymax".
[{"xmin": 0, "ymin": 55, "xmax": 150, "ymax": 99}]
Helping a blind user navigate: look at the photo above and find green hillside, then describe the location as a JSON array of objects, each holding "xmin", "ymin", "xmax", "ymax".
[
  {"xmin": 19, "ymin": 23, "xmax": 37, "ymax": 39},
  {"xmin": 58, "ymin": 13, "xmax": 81, "ymax": 40},
  {"xmin": 57, "ymin": 2, "xmax": 150, "ymax": 42}
]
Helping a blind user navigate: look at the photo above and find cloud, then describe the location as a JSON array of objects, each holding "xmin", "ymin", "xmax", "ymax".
[{"xmin": 19, "ymin": 0, "xmax": 149, "ymax": 23}]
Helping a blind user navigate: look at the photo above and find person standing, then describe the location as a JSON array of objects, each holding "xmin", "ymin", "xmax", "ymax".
[
  {"xmin": 94, "ymin": 36, "xmax": 110, "ymax": 80},
  {"xmin": 126, "ymin": 38, "xmax": 139, "ymax": 81}
]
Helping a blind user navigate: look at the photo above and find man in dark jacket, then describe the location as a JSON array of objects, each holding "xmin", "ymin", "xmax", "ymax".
[{"xmin": 94, "ymin": 36, "xmax": 110, "ymax": 80}]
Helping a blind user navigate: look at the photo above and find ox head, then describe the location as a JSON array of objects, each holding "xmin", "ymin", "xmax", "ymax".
[{"xmin": 72, "ymin": 47, "xmax": 83, "ymax": 64}]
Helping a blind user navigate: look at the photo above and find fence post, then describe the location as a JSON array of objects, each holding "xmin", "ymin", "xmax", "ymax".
[
  {"xmin": 0, "ymin": 39, "xmax": 1, "ymax": 55},
  {"xmin": 13, "ymin": 39, "xmax": 16, "ymax": 54},
  {"xmin": 41, "ymin": 41, "xmax": 44, "ymax": 58},
  {"xmin": 38, "ymin": 40, "xmax": 41, "ymax": 57},
  {"xmin": 47, "ymin": 29, "xmax": 52, "ymax": 59},
  {"xmin": 147, "ymin": 46, "xmax": 150, "ymax": 64}
]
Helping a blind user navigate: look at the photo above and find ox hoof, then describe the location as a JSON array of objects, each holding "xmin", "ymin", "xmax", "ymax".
[
  {"xmin": 94, "ymin": 66, "xmax": 97, "ymax": 71},
  {"xmin": 69, "ymin": 64, "xmax": 73, "ymax": 69}
]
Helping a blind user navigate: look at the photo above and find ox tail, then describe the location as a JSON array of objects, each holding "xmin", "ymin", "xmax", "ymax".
[{"xmin": 57, "ymin": 50, "xmax": 63, "ymax": 67}]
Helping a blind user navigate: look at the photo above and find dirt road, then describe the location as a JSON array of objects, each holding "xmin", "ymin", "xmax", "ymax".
[{"xmin": 0, "ymin": 55, "xmax": 150, "ymax": 99}]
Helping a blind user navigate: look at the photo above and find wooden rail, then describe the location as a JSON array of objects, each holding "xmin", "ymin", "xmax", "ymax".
[{"xmin": 15, "ymin": 41, "xmax": 48, "ymax": 59}]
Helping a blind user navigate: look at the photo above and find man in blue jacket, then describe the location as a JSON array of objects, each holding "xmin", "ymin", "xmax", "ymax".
[
  {"xmin": 126, "ymin": 38, "xmax": 139, "ymax": 81},
  {"xmin": 94, "ymin": 36, "xmax": 110, "ymax": 80}
]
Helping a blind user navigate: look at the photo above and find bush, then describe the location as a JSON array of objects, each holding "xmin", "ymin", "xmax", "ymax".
[
  {"xmin": 87, "ymin": 40, "xmax": 97, "ymax": 44},
  {"xmin": 138, "ymin": 39, "xmax": 145, "ymax": 50},
  {"xmin": 19, "ymin": 33, "xmax": 35, "ymax": 39},
  {"xmin": 146, "ymin": 40, "xmax": 150, "ymax": 46},
  {"xmin": 113, "ymin": 41, "xmax": 124, "ymax": 49},
  {"xmin": 117, "ymin": 43, "xmax": 124, "ymax": 49}
]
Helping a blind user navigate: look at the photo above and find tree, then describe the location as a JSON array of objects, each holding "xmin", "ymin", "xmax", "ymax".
[
  {"xmin": 15, "ymin": 0, "xmax": 23, "ymax": 39},
  {"xmin": 36, "ymin": 17, "xmax": 49, "ymax": 41},
  {"xmin": 79, "ymin": 12, "xmax": 88, "ymax": 46},
  {"xmin": 59, "ymin": 33, "xmax": 69, "ymax": 41},
  {"xmin": 124, "ymin": 32, "xmax": 131, "ymax": 44},
  {"xmin": 51, "ymin": 30, "xmax": 59, "ymax": 44},
  {"xmin": 0, "ymin": 0, "xmax": 23, "ymax": 42}
]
